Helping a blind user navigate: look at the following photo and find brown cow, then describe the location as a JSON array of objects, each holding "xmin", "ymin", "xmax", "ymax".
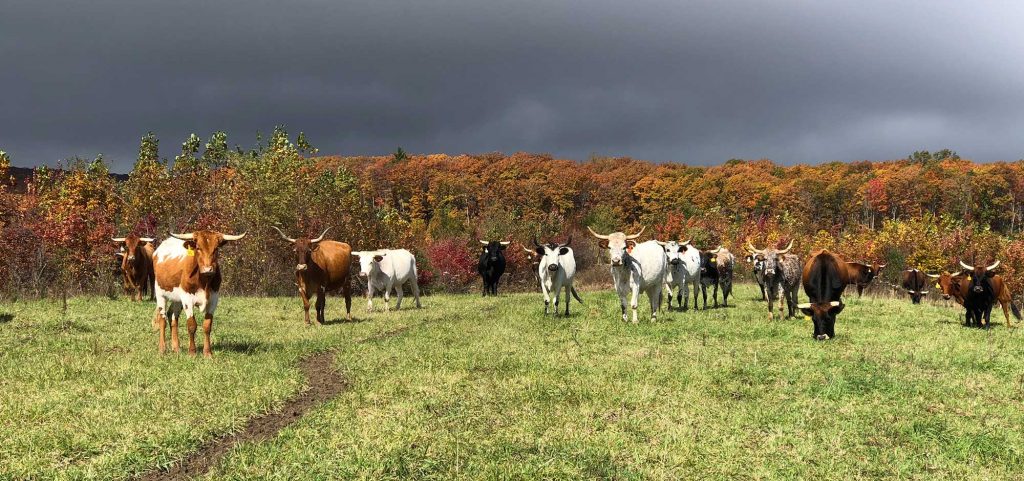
[
  {"xmin": 797, "ymin": 250, "xmax": 850, "ymax": 340},
  {"xmin": 152, "ymin": 230, "xmax": 244, "ymax": 357},
  {"xmin": 845, "ymin": 262, "xmax": 886, "ymax": 297},
  {"xmin": 112, "ymin": 234, "xmax": 155, "ymax": 301},
  {"xmin": 901, "ymin": 269, "xmax": 932, "ymax": 304},
  {"xmin": 937, "ymin": 269, "xmax": 1020, "ymax": 328},
  {"xmin": 271, "ymin": 226, "xmax": 353, "ymax": 325}
]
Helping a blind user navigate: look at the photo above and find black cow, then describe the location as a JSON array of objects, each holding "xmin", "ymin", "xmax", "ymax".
[
  {"xmin": 699, "ymin": 250, "xmax": 720, "ymax": 309},
  {"xmin": 798, "ymin": 250, "xmax": 850, "ymax": 340},
  {"xmin": 477, "ymin": 240, "xmax": 509, "ymax": 296},
  {"xmin": 959, "ymin": 260, "xmax": 1001, "ymax": 328}
]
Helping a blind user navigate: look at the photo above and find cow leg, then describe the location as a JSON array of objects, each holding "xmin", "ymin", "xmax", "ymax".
[
  {"xmin": 202, "ymin": 313, "xmax": 214, "ymax": 358},
  {"xmin": 693, "ymin": 281, "xmax": 700, "ymax": 311},
  {"xmin": 187, "ymin": 315, "xmax": 198, "ymax": 355},
  {"xmin": 712, "ymin": 282, "xmax": 719, "ymax": 308},
  {"xmin": 482, "ymin": 280, "xmax": 488, "ymax": 297},
  {"xmin": 394, "ymin": 282, "xmax": 404, "ymax": 310},
  {"xmin": 542, "ymin": 279, "xmax": 551, "ymax": 315},
  {"xmin": 700, "ymin": 283, "xmax": 708, "ymax": 310},
  {"xmin": 663, "ymin": 283, "xmax": 673, "ymax": 311},
  {"xmin": 366, "ymin": 283, "xmax": 375, "ymax": 312},
  {"xmin": 299, "ymin": 286, "xmax": 312, "ymax": 325},
  {"xmin": 650, "ymin": 287, "xmax": 661, "ymax": 322},
  {"xmin": 410, "ymin": 277, "xmax": 422, "ymax": 308},
  {"xmin": 680, "ymin": 282, "xmax": 689, "ymax": 311},
  {"xmin": 564, "ymin": 284, "xmax": 571, "ymax": 316},
  {"xmin": 630, "ymin": 284, "xmax": 640, "ymax": 324},
  {"xmin": 857, "ymin": 284, "xmax": 864, "ymax": 297},
  {"xmin": 315, "ymin": 289, "xmax": 326, "ymax": 325},
  {"xmin": 170, "ymin": 314, "xmax": 182, "ymax": 354},
  {"xmin": 1001, "ymin": 301, "xmax": 1012, "ymax": 327},
  {"xmin": 155, "ymin": 308, "xmax": 167, "ymax": 354},
  {"xmin": 343, "ymin": 283, "xmax": 353, "ymax": 321}
]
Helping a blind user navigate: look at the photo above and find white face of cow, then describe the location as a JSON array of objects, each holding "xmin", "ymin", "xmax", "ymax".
[
  {"xmin": 588, "ymin": 226, "xmax": 645, "ymax": 268},
  {"xmin": 540, "ymin": 245, "xmax": 571, "ymax": 273},
  {"xmin": 353, "ymin": 251, "xmax": 386, "ymax": 278},
  {"xmin": 662, "ymin": 241, "xmax": 685, "ymax": 266}
]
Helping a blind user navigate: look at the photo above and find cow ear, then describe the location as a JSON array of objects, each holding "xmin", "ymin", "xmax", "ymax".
[
  {"xmin": 311, "ymin": 243, "xmax": 322, "ymax": 251},
  {"xmin": 986, "ymin": 270, "xmax": 996, "ymax": 278},
  {"xmin": 184, "ymin": 240, "xmax": 197, "ymax": 250},
  {"xmin": 535, "ymin": 247, "xmax": 545, "ymax": 256},
  {"xmin": 498, "ymin": 244, "xmax": 507, "ymax": 250},
  {"xmin": 829, "ymin": 303, "xmax": 845, "ymax": 315},
  {"xmin": 559, "ymin": 247, "xmax": 570, "ymax": 255},
  {"xmin": 373, "ymin": 255, "xmax": 384, "ymax": 262},
  {"xmin": 626, "ymin": 240, "xmax": 637, "ymax": 248},
  {"xmin": 598, "ymin": 240, "xmax": 609, "ymax": 249},
  {"xmin": 799, "ymin": 307, "xmax": 814, "ymax": 317}
]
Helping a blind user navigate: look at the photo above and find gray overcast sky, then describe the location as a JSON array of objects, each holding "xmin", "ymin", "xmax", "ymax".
[{"xmin": 2, "ymin": 0, "xmax": 1024, "ymax": 171}]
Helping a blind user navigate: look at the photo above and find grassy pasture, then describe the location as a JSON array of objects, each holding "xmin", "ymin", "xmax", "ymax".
[{"xmin": 1, "ymin": 284, "xmax": 1023, "ymax": 480}]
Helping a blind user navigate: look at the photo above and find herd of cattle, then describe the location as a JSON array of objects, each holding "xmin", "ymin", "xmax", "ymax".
[{"xmin": 111, "ymin": 226, "xmax": 1021, "ymax": 356}]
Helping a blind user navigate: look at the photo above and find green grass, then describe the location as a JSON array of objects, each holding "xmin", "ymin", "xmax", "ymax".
[{"xmin": 2, "ymin": 285, "xmax": 1023, "ymax": 480}]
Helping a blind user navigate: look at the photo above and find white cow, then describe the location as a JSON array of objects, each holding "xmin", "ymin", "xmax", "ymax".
[
  {"xmin": 658, "ymin": 240, "xmax": 701, "ymax": 311},
  {"xmin": 533, "ymin": 237, "xmax": 583, "ymax": 316},
  {"xmin": 588, "ymin": 226, "xmax": 667, "ymax": 323},
  {"xmin": 352, "ymin": 249, "xmax": 422, "ymax": 311}
]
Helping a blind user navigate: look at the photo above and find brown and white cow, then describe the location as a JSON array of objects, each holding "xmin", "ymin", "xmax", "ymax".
[
  {"xmin": 271, "ymin": 226, "xmax": 353, "ymax": 325},
  {"xmin": 151, "ymin": 230, "xmax": 244, "ymax": 357},
  {"xmin": 845, "ymin": 261, "xmax": 886, "ymax": 297},
  {"xmin": 112, "ymin": 234, "xmax": 155, "ymax": 301}
]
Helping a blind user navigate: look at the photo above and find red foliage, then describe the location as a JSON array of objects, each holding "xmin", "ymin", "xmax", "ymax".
[{"xmin": 423, "ymin": 238, "xmax": 477, "ymax": 292}]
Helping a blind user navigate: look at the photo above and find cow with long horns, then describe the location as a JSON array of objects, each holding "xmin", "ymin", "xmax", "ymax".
[
  {"xmin": 658, "ymin": 240, "xmax": 700, "ymax": 311},
  {"xmin": 958, "ymin": 260, "xmax": 1008, "ymax": 328},
  {"xmin": 271, "ymin": 226, "xmax": 354, "ymax": 325},
  {"xmin": 152, "ymin": 230, "xmax": 245, "ymax": 357},
  {"xmin": 112, "ymin": 234, "xmax": 155, "ymax": 301},
  {"xmin": 845, "ymin": 262, "xmax": 886, "ymax": 297},
  {"xmin": 936, "ymin": 271, "xmax": 1020, "ymax": 327},
  {"xmin": 746, "ymin": 240, "xmax": 800, "ymax": 319},
  {"xmin": 589, "ymin": 226, "xmax": 666, "ymax": 323},
  {"xmin": 533, "ymin": 236, "xmax": 583, "ymax": 315},
  {"xmin": 477, "ymin": 240, "xmax": 509, "ymax": 296},
  {"xmin": 900, "ymin": 269, "xmax": 933, "ymax": 304}
]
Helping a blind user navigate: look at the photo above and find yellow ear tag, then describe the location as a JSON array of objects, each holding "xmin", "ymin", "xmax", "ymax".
[
  {"xmin": 935, "ymin": 282, "xmax": 940, "ymax": 289},
  {"xmin": 186, "ymin": 247, "xmax": 195, "ymax": 257},
  {"xmin": 711, "ymin": 257, "xmax": 717, "ymax": 262}
]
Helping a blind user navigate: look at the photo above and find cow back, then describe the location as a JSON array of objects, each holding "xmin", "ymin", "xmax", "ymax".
[
  {"xmin": 802, "ymin": 251, "xmax": 849, "ymax": 303},
  {"xmin": 153, "ymin": 237, "xmax": 219, "ymax": 293},
  {"xmin": 309, "ymin": 240, "xmax": 353, "ymax": 290},
  {"xmin": 384, "ymin": 249, "xmax": 417, "ymax": 283},
  {"xmin": 629, "ymin": 241, "xmax": 667, "ymax": 288}
]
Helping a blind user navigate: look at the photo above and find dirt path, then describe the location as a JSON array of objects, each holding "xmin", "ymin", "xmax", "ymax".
[{"xmin": 137, "ymin": 351, "xmax": 346, "ymax": 481}]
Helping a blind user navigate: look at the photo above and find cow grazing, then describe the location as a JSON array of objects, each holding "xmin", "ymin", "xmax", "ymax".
[
  {"xmin": 271, "ymin": 226, "xmax": 354, "ymax": 325},
  {"xmin": 478, "ymin": 240, "xmax": 509, "ymax": 296},
  {"xmin": 533, "ymin": 237, "xmax": 583, "ymax": 315},
  {"xmin": 589, "ymin": 226, "xmax": 666, "ymax": 323},
  {"xmin": 712, "ymin": 246, "xmax": 735, "ymax": 307},
  {"xmin": 352, "ymin": 249, "xmax": 422, "ymax": 311},
  {"xmin": 797, "ymin": 250, "xmax": 850, "ymax": 340},
  {"xmin": 112, "ymin": 234, "xmax": 155, "ymax": 301},
  {"xmin": 938, "ymin": 271, "xmax": 1020, "ymax": 327},
  {"xmin": 745, "ymin": 254, "xmax": 767, "ymax": 300},
  {"xmin": 900, "ymin": 269, "xmax": 932, "ymax": 304},
  {"xmin": 152, "ymin": 230, "xmax": 245, "ymax": 357},
  {"xmin": 845, "ymin": 262, "xmax": 886, "ymax": 297},
  {"xmin": 658, "ymin": 240, "xmax": 700, "ymax": 311},
  {"xmin": 746, "ymin": 241, "xmax": 800, "ymax": 319}
]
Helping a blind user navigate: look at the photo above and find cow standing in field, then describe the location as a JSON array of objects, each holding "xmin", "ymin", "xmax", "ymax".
[
  {"xmin": 937, "ymin": 271, "xmax": 1020, "ymax": 327},
  {"xmin": 797, "ymin": 250, "xmax": 850, "ymax": 340},
  {"xmin": 712, "ymin": 246, "xmax": 735, "ymax": 307},
  {"xmin": 900, "ymin": 269, "xmax": 932, "ymax": 304},
  {"xmin": 533, "ymin": 237, "xmax": 583, "ymax": 315},
  {"xmin": 112, "ymin": 234, "xmax": 155, "ymax": 301},
  {"xmin": 746, "ymin": 241, "xmax": 800, "ymax": 319},
  {"xmin": 152, "ymin": 230, "xmax": 245, "ymax": 357},
  {"xmin": 352, "ymin": 249, "xmax": 422, "ymax": 311},
  {"xmin": 698, "ymin": 249, "xmax": 720, "ymax": 309},
  {"xmin": 478, "ymin": 240, "xmax": 509, "ymax": 296},
  {"xmin": 957, "ymin": 260, "xmax": 1006, "ymax": 328},
  {"xmin": 589, "ymin": 226, "xmax": 666, "ymax": 323},
  {"xmin": 845, "ymin": 262, "xmax": 886, "ymax": 297},
  {"xmin": 745, "ymin": 254, "xmax": 767, "ymax": 300},
  {"xmin": 271, "ymin": 226, "xmax": 353, "ymax": 325},
  {"xmin": 659, "ymin": 240, "xmax": 700, "ymax": 311}
]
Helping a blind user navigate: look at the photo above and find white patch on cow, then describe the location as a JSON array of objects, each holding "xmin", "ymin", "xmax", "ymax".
[{"xmin": 154, "ymin": 237, "xmax": 188, "ymax": 262}]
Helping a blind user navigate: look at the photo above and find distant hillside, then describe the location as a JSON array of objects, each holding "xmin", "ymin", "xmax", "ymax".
[{"xmin": 6, "ymin": 166, "xmax": 128, "ymax": 193}]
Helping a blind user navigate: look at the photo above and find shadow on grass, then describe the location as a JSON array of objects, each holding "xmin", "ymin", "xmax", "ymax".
[
  {"xmin": 322, "ymin": 317, "xmax": 369, "ymax": 325},
  {"xmin": 216, "ymin": 339, "xmax": 275, "ymax": 354},
  {"xmin": 0, "ymin": 313, "xmax": 12, "ymax": 324}
]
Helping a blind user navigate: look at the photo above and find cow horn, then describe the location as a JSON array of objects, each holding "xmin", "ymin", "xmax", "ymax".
[
  {"xmin": 987, "ymin": 260, "xmax": 1000, "ymax": 271},
  {"xmin": 829, "ymin": 301, "xmax": 841, "ymax": 307},
  {"xmin": 926, "ymin": 273, "xmax": 940, "ymax": 278},
  {"xmin": 311, "ymin": 227, "xmax": 331, "ymax": 243},
  {"xmin": 499, "ymin": 240, "xmax": 511, "ymax": 246},
  {"xmin": 479, "ymin": 240, "xmax": 489, "ymax": 245},
  {"xmin": 797, "ymin": 303, "xmax": 810, "ymax": 309},
  {"xmin": 522, "ymin": 246, "xmax": 535, "ymax": 254},
  {"xmin": 711, "ymin": 246, "xmax": 722, "ymax": 254},
  {"xmin": 111, "ymin": 237, "xmax": 126, "ymax": 243},
  {"xmin": 139, "ymin": 237, "xmax": 154, "ymax": 243},
  {"xmin": 559, "ymin": 236, "xmax": 571, "ymax": 248},
  {"xmin": 959, "ymin": 261, "xmax": 975, "ymax": 271},
  {"xmin": 221, "ymin": 233, "xmax": 246, "ymax": 241},
  {"xmin": 656, "ymin": 240, "xmax": 668, "ymax": 246},
  {"xmin": 271, "ymin": 226, "xmax": 296, "ymax": 243},
  {"xmin": 746, "ymin": 242, "xmax": 763, "ymax": 254},
  {"xmin": 587, "ymin": 226, "xmax": 609, "ymax": 240},
  {"xmin": 777, "ymin": 240, "xmax": 794, "ymax": 254},
  {"xmin": 878, "ymin": 264, "xmax": 886, "ymax": 269},
  {"xmin": 681, "ymin": 239, "xmax": 691, "ymax": 245},
  {"xmin": 625, "ymin": 225, "xmax": 646, "ymax": 240},
  {"xmin": 170, "ymin": 232, "xmax": 194, "ymax": 240}
]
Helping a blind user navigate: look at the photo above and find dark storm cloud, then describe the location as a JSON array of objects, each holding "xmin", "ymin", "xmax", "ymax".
[{"xmin": 2, "ymin": 0, "xmax": 1023, "ymax": 170}]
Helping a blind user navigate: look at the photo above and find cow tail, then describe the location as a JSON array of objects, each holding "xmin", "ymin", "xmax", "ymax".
[
  {"xmin": 1012, "ymin": 301, "xmax": 1022, "ymax": 320},
  {"xmin": 571, "ymin": 287, "xmax": 584, "ymax": 304}
]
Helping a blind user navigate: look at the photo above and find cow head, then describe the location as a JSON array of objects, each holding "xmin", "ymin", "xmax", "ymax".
[
  {"xmin": 111, "ymin": 234, "xmax": 154, "ymax": 271},
  {"xmin": 534, "ymin": 237, "xmax": 571, "ymax": 273},
  {"xmin": 746, "ymin": 240, "xmax": 793, "ymax": 279},
  {"xmin": 272, "ymin": 226, "xmax": 331, "ymax": 272},
  {"xmin": 479, "ymin": 240, "xmax": 510, "ymax": 263},
  {"xmin": 797, "ymin": 301, "xmax": 843, "ymax": 340},
  {"xmin": 901, "ymin": 269, "xmax": 931, "ymax": 304},
  {"xmin": 744, "ymin": 254, "xmax": 766, "ymax": 277},
  {"xmin": 588, "ymin": 226, "xmax": 645, "ymax": 267},
  {"xmin": 657, "ymin": 240, "xmax": 690, "ymax": 266},
  {"xmin": 169, "ymin": 230, "xmax": 245, "ymax": 277},
  {"xmin": 352, "ymin": 250, "xmax": 387, "ymax": 279},
  {"xmin": 936, "ymin": 271, "xmax": 962, "ymax": 300},
  {"xmin": 959, "ymin": 260, "xmax": 1000, "ymax": 295}
]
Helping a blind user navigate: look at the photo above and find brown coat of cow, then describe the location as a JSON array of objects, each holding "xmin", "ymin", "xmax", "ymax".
[
  {"xmin": 901, "ymin": 269, "xmax": 931, "ymax": 304},
  {"xmin": 113, "ymin": 234, "xmax": 155, "ymax": 301},
  {"xmin": 844, "ymin": 262, "xmax": 885, "ymax": 297},
  {"xmin": 937, "ymin": 271, "xmax": 1020, "ymax": 327},
  {"xmin": 272, "ymin": 227, "xmax": 354, "ymax": 325},
  {"xmin": 799, "ymin": 250, "xmax": 851, "ymax": 340},
  {"xmin": 152, "ymin": 230, "xmax": 244, "ymax": 357}
]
